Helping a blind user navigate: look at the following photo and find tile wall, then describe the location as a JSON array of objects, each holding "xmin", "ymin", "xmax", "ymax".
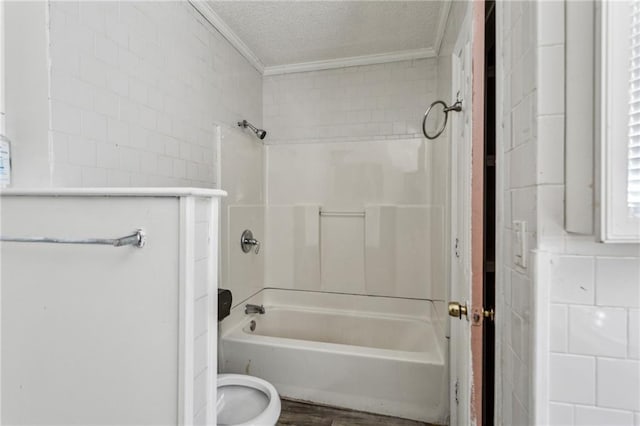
[
  {"xmin": 263, "ymin": 59, "xmax": 437, "ymax": 144},
  {"xmin": 193, "ymin": 196, "xmax": 218, "ymax": 425},
  {"xmin": 495, "ymin": 2, "xmax": 538, "ymax": 424},
  {"xmin": 497, "ymin": 2, "xmax": 640, "ymax": 425},
  {"xmin": 5, "ymin": 1, "xmax": 262, "ymax": 188}
]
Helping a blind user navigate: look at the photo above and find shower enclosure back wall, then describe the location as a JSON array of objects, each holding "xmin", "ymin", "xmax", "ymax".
[{"xmin": 264, "ymin": 139, "xmax": 447, "ymax": 301}]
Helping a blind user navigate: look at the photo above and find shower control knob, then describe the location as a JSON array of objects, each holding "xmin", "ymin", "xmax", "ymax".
[
  {"xmin": 241, "ymin": 229, "xmax": 260, "ymax": 254},
  {"xmin": 448, "ymin": 301, "xmax": 468, "ymax": 320}
]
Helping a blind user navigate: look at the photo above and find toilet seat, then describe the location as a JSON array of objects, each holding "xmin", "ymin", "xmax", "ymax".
[{"xmin": 217, "ymin": 374, "xmax": 281, "ymax": 426}]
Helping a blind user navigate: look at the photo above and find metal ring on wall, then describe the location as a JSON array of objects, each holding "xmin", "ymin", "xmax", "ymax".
[{"xmin": 422, "ymin": 98, "xmax": 463, "ymax": 140}]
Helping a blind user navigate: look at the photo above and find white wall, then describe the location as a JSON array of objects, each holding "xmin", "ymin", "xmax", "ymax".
[
  {"xmin": 537, "ymin": 3, "xmax": 640, "ymax": 424},
  {"xmin": 5, "ymin": 1, "xmax": 262, "ymax": 188},
  {"xmin": 192, "ymin": 196, "xmax": 219, "ymax": 425},
  {"xmin": 4, "ymin": 2, "xmax": 51, "ymax": 187},
  {"xmin": 263, "ymin": 59, "xmax": 437, "ymax": 144},
  {"xmin": 496, "ymin": 2, "xmax": 640, "ymax": 425},
  {"xmin": 495, "ymin": 2, "xmax": 538, "ymax": 424},
  {"xmin": 1, "ymin": 192, "xmax": 221, "ymax": 425},
  {"xmin": 264, "ymin": 139, "xmax": 446, "ymax": 300}
]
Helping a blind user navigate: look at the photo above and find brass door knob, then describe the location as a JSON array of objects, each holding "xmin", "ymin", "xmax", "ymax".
[{"xmin": 448, "ymin": 301, "xmax": 468, "ymax": 319}]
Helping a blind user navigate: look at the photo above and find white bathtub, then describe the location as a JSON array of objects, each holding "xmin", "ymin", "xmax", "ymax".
[{"xmin": 219, "ymin": 289, "xmax": 448, "ymax": 424}]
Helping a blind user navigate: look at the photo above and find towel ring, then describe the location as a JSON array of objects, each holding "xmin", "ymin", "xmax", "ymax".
[{"xmin": 422, "ymin": 95, "xmax": 463, "ymax": 140}]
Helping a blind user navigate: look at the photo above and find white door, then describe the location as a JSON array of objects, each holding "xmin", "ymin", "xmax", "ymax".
[{"xmin": 449, "ymin": 6, "xmax": 475, "ymax": 426}]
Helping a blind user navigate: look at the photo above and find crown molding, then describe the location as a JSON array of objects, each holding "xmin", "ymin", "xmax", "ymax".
[
  {"xmin": 434, "ymin": 0, "xmax": 452, "ymax": 55},
  {"xmin": 188, "ymin": 0, "xmax": 264, "ymax": 74},
  {"xmin": 190, "ymin": 0, "xmax": 452, "ymax": 77},
  {"xmin": 263, "ymin": 48, "xmax": 437, "ymax": 76}
]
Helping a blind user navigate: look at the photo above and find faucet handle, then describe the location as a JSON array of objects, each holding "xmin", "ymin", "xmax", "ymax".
[{"xmin": 241, "ymin": 229, "xmax": 260, "ymax": 254}]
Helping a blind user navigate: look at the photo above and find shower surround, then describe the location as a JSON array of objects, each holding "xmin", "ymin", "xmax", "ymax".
[{"xmin": 219, "ymin": 58, "xmax": 452, "ymax": 423}]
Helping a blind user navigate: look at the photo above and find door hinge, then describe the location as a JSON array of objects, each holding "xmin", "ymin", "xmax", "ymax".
[{"xmin": 471, "ymin": 307, "xmax": 495, "ymax": 326}]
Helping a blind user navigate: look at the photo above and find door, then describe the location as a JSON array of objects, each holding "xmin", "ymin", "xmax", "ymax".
[{"xmin": 449, "ymin": 1, "xmax": 485, "ymax": 425}]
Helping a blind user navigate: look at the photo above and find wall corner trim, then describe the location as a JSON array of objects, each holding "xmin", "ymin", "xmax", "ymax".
[
  {"xmin": 188, "ymin": 0, "xmax": 265, "ymax": 74},
  {"xmin": 189, "ymin": 0, "xmax": 450, "ymax": 77},
  {"xmin": 434, "ymin": 0, "xmax": 452, "ymax": 56},
  {"xmin": 263, "ymin": 48, "xmax": 437, "ymax": 76}
]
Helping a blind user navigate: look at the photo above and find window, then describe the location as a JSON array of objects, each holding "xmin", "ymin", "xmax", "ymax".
[
  {"xmin": 629, "ymin": 1, "xmax": 640, "ymax": 218},
  {"xmin": 600, "ymin": 0, "xmax": 640, "ymax": 242}
]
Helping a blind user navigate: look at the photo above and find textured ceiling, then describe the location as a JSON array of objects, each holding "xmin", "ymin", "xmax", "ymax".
[{"xmin": 208, "ymin": 1, "xmax": 445, "ymax": 67}]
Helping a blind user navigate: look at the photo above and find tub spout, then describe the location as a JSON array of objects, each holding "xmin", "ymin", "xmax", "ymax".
[{"xmin": 245, "ymin": 304, "xmax": 265, "ymax": 315}]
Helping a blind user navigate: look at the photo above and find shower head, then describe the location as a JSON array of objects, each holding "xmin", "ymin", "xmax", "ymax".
[{"xmin": 238, "ymin": 120, "xmax": 267, "ymax": 140}]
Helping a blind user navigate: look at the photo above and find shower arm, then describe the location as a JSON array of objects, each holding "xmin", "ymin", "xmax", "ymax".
[
  {"xmin": 239, "ymin": 120, "xmax": 256, "ymax": 131},
  {"xmin": 238, "ymin": 119, "xmax": 267, "ymax": 140}
]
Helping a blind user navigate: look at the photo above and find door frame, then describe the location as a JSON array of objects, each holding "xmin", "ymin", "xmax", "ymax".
[
  {"xmin": 481, "ymin": 2, "xmax": 497, "ymax": 424},
  {"xmin": 449, "ymin": 1, "xmax": 487, "ymax": 425},
  {"xmin": 449, "ymin": 1, "xmax": 485, "ymax": 423},
  {"xmin": 470, "ymin": 0, "xmax": 486, "ymax": 423}
]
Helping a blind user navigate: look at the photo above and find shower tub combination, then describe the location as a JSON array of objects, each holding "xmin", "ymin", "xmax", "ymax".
[{"xmin": 219, "ymin": 288, "xmax": 448, "ymax": 424}]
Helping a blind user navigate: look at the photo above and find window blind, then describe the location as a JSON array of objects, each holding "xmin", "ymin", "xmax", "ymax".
[{"xmin": 628, "ymin": 0, "xmax": 640, "ymax": 217}]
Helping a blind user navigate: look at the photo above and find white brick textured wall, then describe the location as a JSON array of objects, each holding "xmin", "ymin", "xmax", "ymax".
[
  {"xmin": 496, "ymin": 2, "xmax": 537, "ymax": 424},
  {"xmin": 263, "ymin": 59, "xmax": 438, "ymax": 144},
  {"xmin": 47, "ymin": 1, "xmax": 261, "ymax": 187},
  {"xmin": 498, "ymin": 2, "xmax": 640, "ymax": 425}
]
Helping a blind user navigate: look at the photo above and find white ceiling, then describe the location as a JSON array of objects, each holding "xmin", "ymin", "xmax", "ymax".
[{"xmin": 204, "ymin": 1, "xmax": 450, "ymax": 74}]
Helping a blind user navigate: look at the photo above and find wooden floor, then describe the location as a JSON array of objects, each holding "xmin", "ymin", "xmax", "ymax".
[{"xmin": 277, "ymin": 399, "xmax": 438, "ymax": 426}]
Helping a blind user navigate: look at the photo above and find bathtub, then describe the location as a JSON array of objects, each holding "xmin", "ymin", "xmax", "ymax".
[{"xmin": 219, "ymin": 289, "xmax": 448, "ymax": 424}]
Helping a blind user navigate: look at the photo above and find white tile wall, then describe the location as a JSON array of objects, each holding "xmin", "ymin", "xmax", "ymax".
[
  {"xmin": 263, "ymin": 59, "xmax": 438, "ymax": 144},
  {"xmin": 595, "ymin": 258, "xmax": 640, "ymax": 308},
  {"xmin": 597, "ymin": 358, "xmax": 640, "ymax": 411},
  {"xmin": 550, "ymin": 304, "xmax": 568, "ymax": 352},
  {"xmin": 11, "ymin": 1, "xmax": 262, "ymax": 188},
  {"xmin": 574, "ymin": 406, "xmax": 635, "ymax": 426},
  {"xmin": 630, "ymin": 310, "xmax": 640, "ymax": 360},
  {"xmin": 550, "ymin": 255, "xmax": 595, "ymax": 304},
  {"xmin": 568, "ymin": 306, "xmax": 627, "ymax": 358},
  {"xmin": 549, "ymin": 402, "xmax": 575, "ymax": 425},
  {"xmin": 550, "ymin": 353, "xmax": 596, "ymax": 405},
  {"xmin": 496, "ymin": 1, "xmax": 537, "ymax": 423},
  {"xmin": 497, "ymin": 1, "xmax": 640, "ymax": 424},
  {"xmin": 192, "ymin": 197, "xmax": 218, "ymax": 425}
]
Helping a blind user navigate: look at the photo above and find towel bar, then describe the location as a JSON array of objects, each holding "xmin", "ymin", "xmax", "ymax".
[{"xmin": 0, "ymin": 229, "xmax": 146, "ymax": 248}]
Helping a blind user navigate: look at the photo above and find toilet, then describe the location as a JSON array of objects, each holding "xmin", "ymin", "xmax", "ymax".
[{"xmin": 216, "ymin": 374, "xmax": 281, "ymax": 426}]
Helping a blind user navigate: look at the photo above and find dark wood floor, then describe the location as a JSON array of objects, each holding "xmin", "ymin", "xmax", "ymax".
[{"xmin": 277, "ymin": 399, "xmax": 438, "ymax": 426}]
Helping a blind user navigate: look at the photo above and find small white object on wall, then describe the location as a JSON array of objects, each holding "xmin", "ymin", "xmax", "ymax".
[{"xmin": 514, "ymin": 220, "xmax": 527, "ymax": 268}]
